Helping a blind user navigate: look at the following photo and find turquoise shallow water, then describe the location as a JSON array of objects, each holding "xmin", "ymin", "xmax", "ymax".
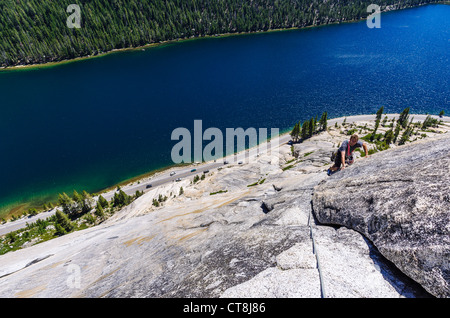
[{"xmin": 0, "ymin": 5, "xmax": 448, "ymax": 213}]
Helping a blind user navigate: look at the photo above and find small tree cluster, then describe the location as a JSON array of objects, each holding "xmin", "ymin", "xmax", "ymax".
[
  {"xmin": 112, "ymin": 190, "xmax": 131, "ymax": 208},
  {"xmin": 193, "ymin": 175, "xmax": 200, "ymax": 183},
  {"xmin": 422, "ymin": 115, "xmax": 439, "ymax": 130},
  {"xmin": 290, "ymin": 112, "xmax": 328, "ymax": 143},
  {"xmin": 152, "ymin": 194, "xmax": 168, "ymax": 207},
  {"xmin": 363, "ymin": 107, "xmax": 444, "ymax": 151},
  {"xmin": 58, "ymin": 190, "xmax": 94, "ymax": 218},
  {"xmin": 54, "ymin": 210, "xmax": 74, "ymax": 236}
]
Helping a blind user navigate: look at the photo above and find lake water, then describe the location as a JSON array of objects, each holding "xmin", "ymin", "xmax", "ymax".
[{"xmin": 0, "ymin": 4, "xmax": 448, "ymax": 214}]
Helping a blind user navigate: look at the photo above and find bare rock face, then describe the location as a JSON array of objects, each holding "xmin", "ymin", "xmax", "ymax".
[
  {"xmin": 312, "ymin": 133, "xmax": 450, "ymax": 298},
  {"xmin": 1, "ymin": 117, "xmax": 443, "ymax": 298}
]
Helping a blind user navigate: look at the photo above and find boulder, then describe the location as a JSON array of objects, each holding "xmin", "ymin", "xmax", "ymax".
[{"xmin": 312, "ymin": 133, "xmax": 450, "ymax": 298}]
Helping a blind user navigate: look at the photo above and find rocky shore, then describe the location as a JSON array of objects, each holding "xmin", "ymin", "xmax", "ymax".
[{"xmin": 0, "ymin": 114, "xmax": 448, "ymax": 298}]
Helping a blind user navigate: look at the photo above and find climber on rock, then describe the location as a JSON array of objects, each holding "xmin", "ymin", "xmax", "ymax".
[{"xmin": 328, "ymin": 134, "xmax": 369, "ymax": 176}]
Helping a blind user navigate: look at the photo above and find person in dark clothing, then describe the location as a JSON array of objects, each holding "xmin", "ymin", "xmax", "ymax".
[{"xmin": 328, "ymin": 134, "xmax": 369, "ymax": 175}]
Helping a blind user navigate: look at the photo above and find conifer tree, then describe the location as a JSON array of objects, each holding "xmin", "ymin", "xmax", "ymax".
[
  {"xmin": 308, "ymin": 118, "xmax": 315, "ymax": 137},
  {"xmin": 80, "ymin": 191, "xmax": 93, "ymax": 214},
  {"xmin": 384, "ymin": 129, "xmax": 394, "ymax": 145},
  {"xmin": 301, "ymin": 120, "xmax": 309, "ymax": 140},
  {"xmin": 398, "ymin": 107, "xmax": 410, "ymax": 129},
  {"xmin": 376, "ymin": 106, "xmax": 384, "ymax": 122},
  {"xmin": 393, "ymin": 122, "xmax": 402, "ymax": 144},
  {"xmin": 290, "ymin": 121, "xmax": 301, "ymax": 142},
  {"xmin": 319, "ymin": 112, "xmax": 328, "ymax": 131},
  {"xmin": 95, "ymin": 201, "xmax": 105, "ymax": 219},
  {"xmin": 58, "ymin": 192, "xmax": 75, "ymax": 215},
  {"xmin": 113, "ymin": 190, "xmax": 131, "ymax": 207},
  {"xmin": 98, "ymin": 195, "xmax": 109, "ymax": 208},
  {"xmin": 55, "ymin": 210, "xmax": 74, "ymax": 235}
]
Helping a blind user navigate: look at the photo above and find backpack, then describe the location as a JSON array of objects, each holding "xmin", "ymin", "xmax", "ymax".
[{"xmin": 330, "ymin": 150, "xmax": 338, "ymax": 162}]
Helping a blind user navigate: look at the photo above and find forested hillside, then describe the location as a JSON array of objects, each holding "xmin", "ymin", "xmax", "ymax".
[{"xmin": 0, "ymin": 0, "xmax": 441, "ymax": 67}]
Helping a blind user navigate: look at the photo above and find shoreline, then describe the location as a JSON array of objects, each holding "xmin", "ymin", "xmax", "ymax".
[
  {"xmin": 0, "ymin": 25, "xmax": 356, "ymax": 72},
  {"xmin": 0, "ymin": 125, "xmax": 293, "ymax": 219},
  {"xmin": 1, "ymin": 112, "xmax": 448, "ymax": 222},
  {"xmin": 2, "ymin": 3, "xmax": 448, "ymax": 72}
]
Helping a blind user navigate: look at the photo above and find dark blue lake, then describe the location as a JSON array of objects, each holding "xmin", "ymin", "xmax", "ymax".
[{"xmin": 0, "ymin": 4, "xmax": 449, "ymax": 214}]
